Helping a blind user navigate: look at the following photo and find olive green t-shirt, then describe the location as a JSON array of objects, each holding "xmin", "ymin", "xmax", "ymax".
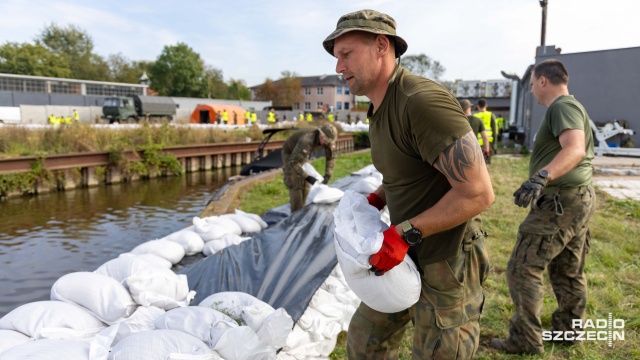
[
  {"xmin": 467, "ymin": 115, "xmax": 486, "ymax": 137},
  {"xmin": 529, "ymin": 95, "xmax": 594, "ymax": 187},
  {"xmin": 369, "ymin": 67, "xmax": 472, "ymax": 266}
]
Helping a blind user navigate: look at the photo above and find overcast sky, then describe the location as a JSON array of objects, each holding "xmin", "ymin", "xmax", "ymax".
[{"xmin": 0, "ymin": 0, "xmax": 638, "ymax": 87}]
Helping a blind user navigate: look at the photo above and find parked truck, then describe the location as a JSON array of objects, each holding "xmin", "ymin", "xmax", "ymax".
[{"xmin": 102, "ymin": 95, "xmax": 177, "ymax": 124}]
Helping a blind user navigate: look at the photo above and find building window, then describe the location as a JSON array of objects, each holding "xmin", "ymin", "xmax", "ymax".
[
  {"xmin": 344, "ymin": 102, "xmax": 350, "ymax": 110},
  {"xmin": 317, "ymin": 87, "xmax": 323, "ymax": 95},
  {"xmin": 336, "ymin": 102, "xmax": 342, "ymax": 110},
  {"xmin": 295, "ymin": 102, "xmax": 300, "ymax": 110},
  {"xmin": 337, "ymin": 86, "xmax": 342, "ymax": 95},
  {"xmin": 304, "ymin": 87, "xmax": 311, "ymax": 95},
  {"xmin": 317, "ymin": 101, "xmax": 323, "ymax": 109},
  {"xmin": 345, "ymin": 87, "xmax": 350, "ymax": 95},
  {"xmin": 305, "ymin": 102, "xmax": 311, "ymax": 110}
]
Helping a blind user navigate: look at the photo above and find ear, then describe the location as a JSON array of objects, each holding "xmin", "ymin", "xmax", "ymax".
[{"xmin": 375, "ymin": 35, "xmax": 390, "ymax": 55}]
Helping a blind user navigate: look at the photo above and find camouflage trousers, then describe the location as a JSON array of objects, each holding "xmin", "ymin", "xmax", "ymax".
[
  {"xmin": 283, "ymin": 169, "xmax": 310, "ymax": 213},
  {"xmin": 505, "ymin": 184, "xmax": 596, "ymax": 353},
  {"xmin": 347, "ymin": 222, "xmax": 490, "ymax": 359}
]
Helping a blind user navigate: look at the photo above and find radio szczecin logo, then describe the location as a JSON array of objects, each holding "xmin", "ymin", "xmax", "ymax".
[{"xmin": 542, "ymin": 313, "xmax": 624, "ymax": 347}]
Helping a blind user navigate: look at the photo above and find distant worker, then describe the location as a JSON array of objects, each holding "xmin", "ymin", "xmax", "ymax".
[
  {"xmin": 305, "ymin": 113, "xmax": 313, "ymax": 122},
  {"xmin": 73, "ymin": 109, "xmax": 79, "ymax": 123},
  {"xmin": 222, "ymin": 109, "xmax": 229, "ymax": 124},
  {"xmin": 251, "ymin": 111, "xmax": 257, "ymax": 124},
  {"xmin": 346, "ymin": 113, "xmax": 352, "ymax": 124},
  {"xmin": 64, "ymin": 115, "xmax": 72, "ymax": 125},
  {"xmin": 216, "ymin": 110, "xmax": 222, "ymax": 125},
  {"xmin": 496, "ymin": 114, "xmax": 505, "ymax": 140},
  {"xmin": 474, "ymin": 98, "xmax": 498, "ymax": 155},
  {"xmin": 282, "ymin": 124, "xmax": 338, "ymax": 213},
  {"xmin": 267, "ymin": 109, "xmax": 276, "ymax": 123},
  {"xmin": 48, "ymin": 114, "xmax": 56, "ymax": 125},
  {"xmin": 244, "ymin": 110, "xmax": 251, "ymax": 123},
  {"xmin": 460, "ymin": 99, "xmax": 491, "ymax": 163},
  {"xmin": 233, "ymin": 111, "xmax": 238, "ymax": 125},
  {"xmin": 299, "ymin": 112, "xmax": 304, "ymax": 122},
  {"xmin": 327, "ymin": 112, "xmax": 335, "ymax": 122}
]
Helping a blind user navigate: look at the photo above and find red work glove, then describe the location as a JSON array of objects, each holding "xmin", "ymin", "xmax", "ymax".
[
  {"xmin": 369, "ymin": 226, "xmax": 409, "ymax": 276},
  {"xmin": 366, "ymin": 192, "xmax": 385, "ymax": 211}
]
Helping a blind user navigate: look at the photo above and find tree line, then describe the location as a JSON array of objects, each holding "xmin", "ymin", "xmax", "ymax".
[{"xmin": 0, "ymin": 23, "xmax": 448, "ymax": 105}]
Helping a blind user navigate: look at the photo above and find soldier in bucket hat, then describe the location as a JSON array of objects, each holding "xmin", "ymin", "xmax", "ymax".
[
  {"xmin": 281, "ymin": 124, "xmax": 338, "ymax": 213},
  {"xmin": 324, "ymin": 10, "xmax": 495, "ymax": 359}
]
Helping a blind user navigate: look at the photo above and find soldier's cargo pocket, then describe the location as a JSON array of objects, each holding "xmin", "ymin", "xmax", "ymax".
[{"xmin": 518, "ymin": 232, "xmax": 554, "ymax": 268}]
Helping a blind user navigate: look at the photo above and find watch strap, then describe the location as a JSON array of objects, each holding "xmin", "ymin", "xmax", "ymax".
[{"xmin": 401, "ymin": 220, "xmax": 413, "ymax": 234}]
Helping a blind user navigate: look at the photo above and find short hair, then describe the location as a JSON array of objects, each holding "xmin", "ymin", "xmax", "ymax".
[
  {"xmin": 477, "ymin": 98, "xmax": 487, "ymax": 108},
  {"xmin": 533, "ymin": 59, "xmax": 569, "ymax": 85}
]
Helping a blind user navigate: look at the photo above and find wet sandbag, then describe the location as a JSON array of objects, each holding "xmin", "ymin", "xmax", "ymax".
[{"xmin": 333, "ymin": 190, "xmax": 421, "ymax": 313}]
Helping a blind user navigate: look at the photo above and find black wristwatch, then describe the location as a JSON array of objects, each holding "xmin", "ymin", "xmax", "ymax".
[
  {"xmin": 537, "ymin": 169, "xmax": 549, "ymax": 180},
  {"xmin": 401, "ymin": 220, "xmax": 422, "ymax": 246}
]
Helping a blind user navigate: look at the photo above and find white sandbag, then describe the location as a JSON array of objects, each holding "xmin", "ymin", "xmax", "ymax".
[
  {"xmin": 281, "ymin": 325, "xmax": 338, "ymax": 359},
  {"xmin": 0, "ymin": 301, "xmax": 106, "ymax": 340},
  {"xmin": 333, "ymin": 190, "xmax": 421, "ymax": 313},
  {"xmin": 295, "ymin": 307, "xmax": 342, "ymax": 340},
  {"xmin": 0, "ymin": 330, "xmax": 31, "ymax": 353},
  {"xmin": 110, "ymin": 306, "xmax": 165, "ymax": 345},
  {"xmin": 306, "ymin": 183, "xmax": 344, "ymax": 204},
  {"xmin": 203, "ymin": 215, "xmax": 243, "ymax": 236},
  {"xmin": 198, "ymin": 292, "xmax": 274, "ymax": 330},
  {"xmin": 202, "ymin": 234, "xmax": 251, "ymax": 256},
  {"xmin": 192, "ymin": 216, "xmax": 232, "ymax": 241},
  {"xmin": 302, "ymin": 162, "xmax": 323, "ymax": 182},
  {"xmin": 153, "ymin": 307, "xmax": 238, "ymax": 348},
  {"xmin": 130, "ymin": 239, "xmax": 185, "ymax": 265},
  {"xmin": 129, "ymin": 253, "xmax": 172, "ymax": 269},
  {"xmin": 221, "ymin": 213, "xmax": 262, "ymax": 234},
  {"xmin": 235, "ymin": 209, "xmax": 268, "ymax": 229},
  {"xmin": 214, "ymin": 326, "xmax": 275, "ymax": 360},
  {"xmin": 0, "ymin": 339, "xmax": 90, "ymax": 360},
  {"xmin": 50, "ymin": 272, "xmax": 138, "ymax": 324},
  {"xmin": 255, "ymin": 308, "xmax": 294, "ymax": 349},
  {"xmin": 161, "ymin": 228, "xmax": 205, "ymax": 256},
  {"xmin": 95, "ymin": 253, "xmax": 167, "ymax": 286},
  {"xmin": 351, "ymin": 164, "xmax": 378, "ymax": 176},
  {"xmin": 349, "ymin": 174, "xmax": 383, "ymax": 194},
  {"xmin": 108, "ymin": 329, "xmax": 220, "ymax": 360},
  {"xmin": 126, "ymin": 268, "xmax": 195, "ymax": 310}
]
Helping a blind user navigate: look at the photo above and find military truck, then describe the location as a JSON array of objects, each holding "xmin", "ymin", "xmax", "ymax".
[{"xmin": 102, "ymin": 95, "xmax": 177, "ymax": 124}]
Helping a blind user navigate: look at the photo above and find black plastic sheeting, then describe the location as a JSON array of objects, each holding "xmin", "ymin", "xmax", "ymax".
[{"xmin": 180, "ymin": 175, "xmax": 360, "ymax": 322}]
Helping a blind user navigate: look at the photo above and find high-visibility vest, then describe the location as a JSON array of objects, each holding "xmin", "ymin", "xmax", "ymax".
[
  {"xmin": 474, "ymin": 110, "xmax": 494, "ymax": 145},
  {"xmin": 496, "ymin": 117, "xmax": 504, "ymax": 130},
  {"xmin": 306, "ymin": 113, "xmax": 312, "ymax": 122},
  {"xmin": 64, "ymin": 116, "xmax": 72, "ymax": 125},
  {"xmin": 48, "ymin": 115, "xmax": 56, "ymax": 125},
  {"xmin": 328, "ymin": 113, "xmax": 334, "ymax": 122},
  {"xmin": 73, "ymin": 111, "xmax": 79, "ymax": 122},
  {"xmin": 365, "ymin": 118, "xmax": 370, "ymax": 124},
  {"xmin": 299, "ymin": 113, "xmax": 304, "ymax": 121},
  {"xmin": 222, "ymin": 111, "xmax": 228, "ymax": 123},
  {"xmin": 267, "ymin": 111, "xmax": 276, "ymax": 123},
  {"xmin": 245, "ymin": 111, "xmax": 251, "ymax": 123},
  {"xmin": 251, "ymin": 112, "xmax": 257, "ymax": 123}
]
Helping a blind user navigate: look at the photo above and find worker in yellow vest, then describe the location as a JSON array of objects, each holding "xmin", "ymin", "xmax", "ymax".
[
  {"xmin": 245, "ymin": 110, "xmax": 251, "ymax": 125},
  {"xmin": 327, "ymin": 112, "xmax": 334, "ymax": 122},
  {"xmin": 496, "ymin": 115, "xmax": 505, "ymax": 142},
  {"xmin": 222, "ymin": 109, "xmax": 228, "ymax": 124},
  {"xmin": 474, "ymin": 98, "xmax": 498, "ymax": 155},
  {"xmin": 64, "ymin": 115, "xmax": 72, "ymax": 125},
  {"xmin": 306, "ymin": 113, "xmax": 313, "ymax": 122},
  {"xmin": 48, "ymin": 114, "xmax": 56, "ymax": 125},
  {"xmin": 299, "ymin": 112, "xmax": 304, "ymax": 122},
  {"xmin": 73, "ymin": 109, "xmax": 79, "ymax": 123},
  {"xmin": 251, "ymin": 112, "xmax": 257, "ymax": 124},
  {"xmin": 267, "ymin": 109, "xmax": 276, "ymax": 123}
]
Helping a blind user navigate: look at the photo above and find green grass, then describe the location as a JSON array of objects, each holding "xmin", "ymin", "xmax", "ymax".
[{"xmin": 235, "ymin": 152, "xmax": 640, "ymax": 359}]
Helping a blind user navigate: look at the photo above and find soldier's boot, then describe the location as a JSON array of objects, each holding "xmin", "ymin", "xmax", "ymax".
[{"xmin": 490, "ymin": 338, "xmax": 543, "ymax": 355}]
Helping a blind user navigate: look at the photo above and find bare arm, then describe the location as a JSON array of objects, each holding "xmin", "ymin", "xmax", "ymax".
[
  {"xmin": 397, "ymin": 131, "xmax": 495, "ymax": 238},
  {"xmin": 540, "ymin": 129, "xmax": 586, "ymax": 182},
  {"xmin": 481, "ymin": 130, "xmax": 490, "ymax": 153}
]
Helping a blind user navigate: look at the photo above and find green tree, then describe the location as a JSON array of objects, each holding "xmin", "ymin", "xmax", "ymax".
[
  {"xmin": 202, "ymin": 65, "xmax": 227, "ymax": 99},
  {"xmin": 37, "ymin": 23, "xmax": 109, "ymax": 80},
  {"xmin": 148, "ymin": 42, "xmax": 205, "ymax": 97},
  {"xmin": 0, "ymin": 41, "xmax": 71, "ymax": 77},
  {"xmin": 254, "ymin": 71, "xmax": 302, "ymax": 106},
  {"xmin": 107, "ymin": 53, "xmax": 152, "ymax": 84},
  {"xmin": 227, "ymin": 78, "xmax": 251, "ymax": 100},
  {"xmin": 400, "ymin": 53, "xmax": 445, "ymax": 80}
]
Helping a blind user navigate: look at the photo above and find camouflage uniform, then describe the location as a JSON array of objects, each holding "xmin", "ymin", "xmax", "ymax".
[
  {"xmin": 281, "ymin": 125, "xmax": 337, "ymax": 212},
  {"xmin": 348, "ymin": 217, "xmax": 490, "ymax": 359},
  {"xmin": 503, "ymin": 184, "xmax": 595, "ymax": 353}
]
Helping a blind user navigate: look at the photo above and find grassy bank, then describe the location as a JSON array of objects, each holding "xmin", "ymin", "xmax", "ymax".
[{"xmin": 235, "ymin": 151, "xmax": 639, "ymax": 359}]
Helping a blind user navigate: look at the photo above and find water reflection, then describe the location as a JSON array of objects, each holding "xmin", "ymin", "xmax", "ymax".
[{"xmin": 0, "ymin": 167, "xmax": 239, "ymax": 317}]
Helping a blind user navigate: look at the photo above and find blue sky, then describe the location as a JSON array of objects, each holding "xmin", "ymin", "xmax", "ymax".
[{"xmin": 0, "ymin": 0, "xmax": 638, "ymax": 87}]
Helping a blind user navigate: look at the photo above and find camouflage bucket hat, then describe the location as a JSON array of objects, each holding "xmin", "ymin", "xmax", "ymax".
[
  {"xmin": 459, "ymin": 99, "xmax": 473, "ymax": 110},
  {"xmin": 323, "ymin": 9, "xmax": 408, "ymax": 58},
  {"xmin": 319, "ymin": 124, "xmax": 338, "ymax": 142}
]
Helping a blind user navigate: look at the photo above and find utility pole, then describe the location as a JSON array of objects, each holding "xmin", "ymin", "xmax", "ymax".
[{"xmin": 539, "ymin": 0, "xmax": 548, "ymax": 46}]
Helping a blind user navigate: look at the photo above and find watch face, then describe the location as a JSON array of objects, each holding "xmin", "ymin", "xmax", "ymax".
[
  {"xmin": 539, "ymin": 170, "xmax": 549, "ymax": 178},
  {"xmin": 404, "ymin": 230, "xmax": 422, "ymax": 246}
]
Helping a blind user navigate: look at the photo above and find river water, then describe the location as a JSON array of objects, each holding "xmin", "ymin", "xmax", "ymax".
[{"xmin": 0, "ymin": 166, "xmax": 240, "ymax": 318}]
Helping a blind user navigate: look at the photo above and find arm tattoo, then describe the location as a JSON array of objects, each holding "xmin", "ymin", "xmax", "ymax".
[{"xmin": 433, "ymin": 131, "xmax": 482, "ymax": 183}]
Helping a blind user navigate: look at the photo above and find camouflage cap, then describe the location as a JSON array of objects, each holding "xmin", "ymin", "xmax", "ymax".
[
  {"xmin": 323, "ymin": 9, "xmax": 408, "ymax": 58},
  {"xmin": 319, "ymin": 123, "xmax": 338, "ymax": 142},
  {"xmin": 459, "ymin": 99, "xmax": 473, "ymax": 110}
]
